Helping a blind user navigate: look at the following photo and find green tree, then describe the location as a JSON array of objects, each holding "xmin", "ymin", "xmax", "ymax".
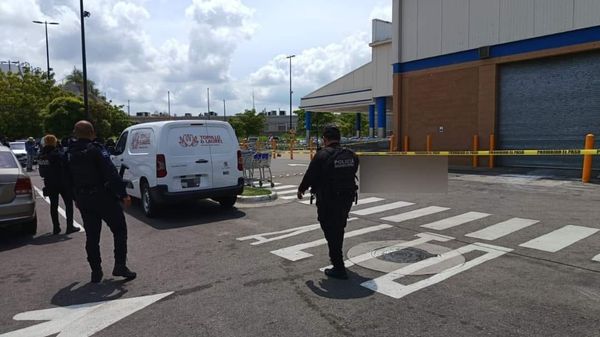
[
  {"xmin": 336, "ymin": 113, "xmax": 369, "ymax": 137},
  {"xmin": 43, "ymin": 96, "xmax": 85, "ymax": 137},
  {"xmin": 0, "ymin": 68, "xmax": 63, "ymax": 139},
  {"xmin": 228, "ymin": 116, "xmax": 246, "ymax": 138},
  {"xmin": 294, "ymin": 109, "xmax": 336, "ymax": 135},
  {"xmin": 237, "ymin": 109, "xmax": 266, "ymax": 137}
]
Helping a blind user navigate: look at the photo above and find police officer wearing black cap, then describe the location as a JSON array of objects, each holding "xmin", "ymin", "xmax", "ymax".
[
  {"xmin": 297, "ymin": 125, "xmax": 359, "ymax": 280},
  {"xmin": 68, "ymin": 120, "xmax": 136, "ymax": 283}
]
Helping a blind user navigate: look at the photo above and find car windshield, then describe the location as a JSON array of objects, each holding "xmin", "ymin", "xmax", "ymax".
[
  {"xmin": 0, "ymin": 152, "xmax": 18, "ymax": 168},
  {"xmin": 9, "ymin": 143, "xmax": 25, "ymax": 150}
]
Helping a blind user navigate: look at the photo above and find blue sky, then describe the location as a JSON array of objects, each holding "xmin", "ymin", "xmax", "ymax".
[{"xmin": 0, "ymin": 0, "xmax": 392, "ymax": 115}]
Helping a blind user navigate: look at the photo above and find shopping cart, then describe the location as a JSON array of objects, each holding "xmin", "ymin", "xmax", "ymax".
[
  {"xmin": 253, "ymin": 152, "xmax": 274, "ymax": 188},
  {"xmin": 241, "ymin": 150, "xmax": 255, "ymax": 185},
  {"xmin": 241, "ymin": 151, "xmax": 274, "ymax": 187}
]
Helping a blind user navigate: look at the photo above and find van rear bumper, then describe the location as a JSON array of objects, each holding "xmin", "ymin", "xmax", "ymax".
[{"xmin": 150, "ymin": 178, "xmax": 244, "ymax": 204}]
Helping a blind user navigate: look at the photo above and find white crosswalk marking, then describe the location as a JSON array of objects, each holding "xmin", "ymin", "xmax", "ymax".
[
  {"xmin": 300, "ymin": 197, "xmax": 384, "ymax": 206},
  {"xmin": 270, "ymin": 224, "xmax": 392, "ymax": 261},
  {"xmin": 465, "ymin": 218, "xmax": 539, "ymax": 241},
  {"xmin": 351, "ymin": 201, "xmax": 415, "ymax": 216},
  {"xmin": 281, "ymin": 195, "xmax": 298, "ymax": 200},
  {"xmin": 381, "ymin": 206, "xmax": 450, "ymax": 223},
  {"xmin": 319, "ymin": 232, "xmax": 454, "ymax": 271},
  {"xmin": 272, "ymin": 185, "xmax": 296, "ymax": 191},
  {"xmin": 361, "ymin": 243, "xmax": 513, "ymax": 299},
  {"xmin": 518, "ymin": 225, "xmax": 600, "ymax": 253},
  {"xmin": 276, "ymin": 189, "xmax": 298, "ymax": 195},
  {"xmin": 421, "ymin": 212, "xmax": 491, "ymax": 231}
]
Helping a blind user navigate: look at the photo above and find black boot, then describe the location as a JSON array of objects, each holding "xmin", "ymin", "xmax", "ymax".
[
  {"xmin": 113, "ymin": 265, "xmax": 137, "ymax": 280},
  {"xmin": 91, "ymin": 269, "xmax": 103, "ymax": 283},
  {"xmin": 52, "ymin": 226, "xmax": 61, "ymax": 235},
  {"xmin": 324, "ymin": 267, "xmax": 348, "ymax": 280},
  {"xmin": 66, "ymin": 226, "xmax": 81, "ymax": 234}
]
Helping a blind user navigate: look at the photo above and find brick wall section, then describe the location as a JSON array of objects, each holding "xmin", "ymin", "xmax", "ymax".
[{"xmin": 391, "ymin": 41, "xmax": 600, "ymax": 167}]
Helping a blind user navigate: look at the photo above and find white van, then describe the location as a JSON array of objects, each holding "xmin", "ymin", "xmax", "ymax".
[{"xmin": 111, "ymin": 120, "xmax": 244, "ymax": 217}]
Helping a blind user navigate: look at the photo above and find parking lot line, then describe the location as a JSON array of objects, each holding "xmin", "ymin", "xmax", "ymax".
[
  {"xmin": 519, "ymin": 225, "xmax": 600, "ymax": 253},
  {"xmin": 33, "ymin": 186, "xmax": 84, "ymax": 232},
  {"xmin": 421, "ymin": 212, "xmax": 491, "ymax": 230},
  {"xmin": 381, "ymin": 206, "xmax": 450, "ymax": 223},
  {"xmin": 465, "ymin": 218, "xmax": 539, "ymax": 241}
]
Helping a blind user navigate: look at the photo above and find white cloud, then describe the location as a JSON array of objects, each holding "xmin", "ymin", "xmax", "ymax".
[
  {"xmin": 0, "ymin": 0, "xmax": 390, "ymax": 118},
  {"xmin": 248, "ymin": 32, "xmax": 371, "ymax": 111},
  {"xmin": 370, "ymin": 3, "xmax": 393, "ymax": 22}
]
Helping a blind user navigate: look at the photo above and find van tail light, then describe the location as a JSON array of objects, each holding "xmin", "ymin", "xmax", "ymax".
[
  {"xmin": 15, "ymin": 177, "xmax": 32, "ymax": 195},
  {"xmin": 156, "ymin": 154, "xmax": 167, "ymax": 178},
  {"xmin": 237, "ymin": 150, "xmax": 243, "ymax": 171}
]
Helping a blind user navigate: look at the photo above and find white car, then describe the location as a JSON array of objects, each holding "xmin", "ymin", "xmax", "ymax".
[
  {"xmin": 9, "ymin": 142, "xmax": 27, "ymax": 166},
  {"xmin": 111, "ymin": 120, "xmax": 244, "ymax": 217}
]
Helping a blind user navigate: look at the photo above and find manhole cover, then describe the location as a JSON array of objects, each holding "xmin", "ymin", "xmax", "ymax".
[
  {"xmin": 347, "ymin": 240, "xmax": 466, "ymax": 275},
  {"xmin": 377, "ymin": 246, "xmax": 437, "ymax": 263}
]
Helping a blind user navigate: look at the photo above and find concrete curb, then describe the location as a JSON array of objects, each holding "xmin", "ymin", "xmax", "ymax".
[{"xmin": 237, "ymin": 191, "xmax": 278, "ymax": 203}]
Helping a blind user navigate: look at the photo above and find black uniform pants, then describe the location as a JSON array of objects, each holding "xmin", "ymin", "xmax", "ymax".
[
  {"xmin": 48, "ymin": 189, "xmax": 74, "ymax": 230},
  {"xmin": 77, "ymin": 190, "xmax": 128, "ymax": 270},
  {"xmin": 317, "ymin": 193, "xmax": 354, "ymax": 269}
]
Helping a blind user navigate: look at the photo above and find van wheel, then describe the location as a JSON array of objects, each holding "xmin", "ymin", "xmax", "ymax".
[
  {"xmin": 141, "ymin": 182, "xmax": 158, "ymax": 218},
  {"xmin": 216, "ymin": 196, "xmax": 237, "ymax": 209}
]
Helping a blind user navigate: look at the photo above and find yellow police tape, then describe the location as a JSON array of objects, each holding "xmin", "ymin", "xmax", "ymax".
[{"xmin": 355, "ymin": 149, "xmax": 600, "ymax": 156}]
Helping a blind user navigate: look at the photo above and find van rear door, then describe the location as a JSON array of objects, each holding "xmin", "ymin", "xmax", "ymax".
[
  {"xmin": 164, "ymin": 123, "xmax": 213, "ymax": 193},
  {"xmin": 207, "ymin": 123, "xmax": 240, "ymax": 189}
]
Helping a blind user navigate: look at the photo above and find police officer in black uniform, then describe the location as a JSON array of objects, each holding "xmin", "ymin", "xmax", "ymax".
[
  {"xmin": 68, "ymin": 120, "xmax": 136, "ymax": 283},
  {"xmin": 297, "ymin": 126, "xmax": 359, "ymax": 280}
]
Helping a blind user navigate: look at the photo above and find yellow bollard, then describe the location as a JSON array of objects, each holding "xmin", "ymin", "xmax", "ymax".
[
  {"xmin": 489, "ymin": 134, "xmax": 495, "ymax": 168},
  {"xmin": 309, "ymin": 138, "xmax": 315, "ymax": 160},
  {"xmin": 271, "ymin": 139, "xmax": 277, "ymax": 159},
  {"xmin": 582, "ymin": 134, "xmax": 595, "ymax": 183},
  {"xmin": 472, "ymin": 135, "xmax": 479, "ymax": 168},
  {"xmin": 389, "ymin": 135, "xmax": 395, "ymax": 152},
  {"xmin": 403, "ymin": 136, "xmax": 409, "ymax": 152},
  {"xmin": 426, "ymin": 135, "xmax": 432, "ymax": 152}
]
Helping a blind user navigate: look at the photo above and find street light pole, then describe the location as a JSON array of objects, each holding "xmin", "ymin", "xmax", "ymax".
[
  {"xmin": 167, "ymin": 91, "xmax": 171, "ymax": 117},
  {"xmin": 223, "ymin": 99, "xmax": 226, "ymax": 121},
  {"xmin": 286, "ymin": 55, "xmax": 296, "ymax": 131},
  {"xmin": 207, "ymin": 88, "xmax": 211, "ymax": 120},
  {"xmin": 32, "ymin": 20, "xmax": 59, "ymax": 79},
  {"xmin": 79, "ymin": 0, "xmax": 91, "ymax": 120}
]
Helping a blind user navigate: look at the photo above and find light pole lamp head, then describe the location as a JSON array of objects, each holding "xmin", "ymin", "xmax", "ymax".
[{"xmin": 83, "ymin": 11, "xmax": 91, "ymax": 18}]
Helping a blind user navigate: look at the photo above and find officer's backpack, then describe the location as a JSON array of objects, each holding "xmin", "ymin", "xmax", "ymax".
[{"xmin": 323, "ymin": 147, "xmax": 359, "ymax": 201}]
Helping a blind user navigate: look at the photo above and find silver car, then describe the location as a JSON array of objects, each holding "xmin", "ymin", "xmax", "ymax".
[{"xmin": 0, "ymin": 146, "xmax": 36, "ymax": 235}]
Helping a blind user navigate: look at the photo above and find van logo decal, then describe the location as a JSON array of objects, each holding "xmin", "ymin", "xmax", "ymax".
[
  {"xmin": 179, "ymin": 134, "xmax": 199, "ymax": 147},
  {"xmin": 178, "ymin": 134, "xmax": 224, "ymax": 147}
]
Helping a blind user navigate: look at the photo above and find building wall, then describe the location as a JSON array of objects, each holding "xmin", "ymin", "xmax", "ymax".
[
  {"xmin": 372, "ymin": 42, "xmax": 393, "ymax": 98},
  {"xmin": 395, "ymin": 0, "xmax": 600, "ymax": 63}
]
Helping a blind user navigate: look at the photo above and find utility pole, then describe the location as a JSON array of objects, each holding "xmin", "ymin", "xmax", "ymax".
[
  {"xmin": 79, "ymin": 0, "xmax": 91, "ymax": 120},
  {"xmin": 252, "ymin": 89, "xmax": 255, "ymax": 112},
  {"xmin": 127, "ymin": 100, "xmax": 130, "ymax": 116},
  {"xmin": 286, "ymin": 55, "xmax": 296, "ymax": 131},
  {"xmin": 223, "ymin": 99, "xmax": 226, "ymax": 121},
  {"xmin": 207, "ymin": 88, "xmax": 211, "ymax": 120},
  {"xmin": 167, "ymin": 91, "xmax": 171, "ymax": 117}
]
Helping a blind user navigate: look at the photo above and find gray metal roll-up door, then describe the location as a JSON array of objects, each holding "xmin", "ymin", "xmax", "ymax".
[{"xmin": 497, "ymin": 50, "xmax": 600, "ymax": 169}]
